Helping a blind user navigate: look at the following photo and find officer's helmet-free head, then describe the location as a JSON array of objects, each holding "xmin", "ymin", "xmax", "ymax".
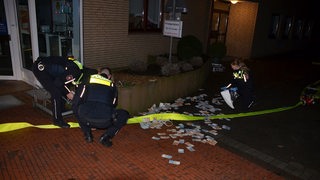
[
  {"xmin": 65, "ymin": 58, "xmax": 83, "ymax": 85},
  {"xmin": 99, "ymin": 67, "xmax": 112, "ymax": 80}
]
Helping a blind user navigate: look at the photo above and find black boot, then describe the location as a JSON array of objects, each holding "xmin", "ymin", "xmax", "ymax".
[
  {"xmin": 99, "ymin": 134, "xmax": 112, "ymax": 147},
  {"xmin": 84, "ymin": 132, "xmax": 93, "ymax": 143},
  {"xmin": 53, "ymin": 120, "xmax": 70, "ymax": 128}
]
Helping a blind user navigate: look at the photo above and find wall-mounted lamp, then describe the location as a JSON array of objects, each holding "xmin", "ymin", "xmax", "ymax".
[
  {"xmin": 230, "ymin": 0, "xmax": 238, "ymax": 4},
  {"xmin": 227, "ymin": 0, "xmax": 260, "ymax": 4}
]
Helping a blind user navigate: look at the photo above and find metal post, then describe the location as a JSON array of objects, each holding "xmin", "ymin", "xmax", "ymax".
[
  {"xmin": 169, "ymin": 37, "xmax": 173, "ymax": 63},
  {"xmin": 168, "ymin": 0, "xmax": 176, "ymax": 64}
]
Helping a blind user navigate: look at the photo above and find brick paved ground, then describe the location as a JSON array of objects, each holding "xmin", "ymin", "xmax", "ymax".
[{"xmin": 0, "ymin": 89, "xmax": 284, "ymax": 179}]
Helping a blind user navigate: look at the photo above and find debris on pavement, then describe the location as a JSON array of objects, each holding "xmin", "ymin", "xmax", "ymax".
[
  {"xmin": 138, "ymin": 92, "xmax": 232, "ymax": 165},
  {"xmin": 161, "ymin": 154, "xmax": 172, "ymax": 159},
  {"xmin": 168, "ymin": 160, "xmax": 181, "ymax": 165}
]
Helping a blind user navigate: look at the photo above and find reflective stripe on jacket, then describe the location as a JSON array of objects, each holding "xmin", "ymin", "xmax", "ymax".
[
  {"xmin": 85, "ymin": 74, "xmax": 115, "ymax": 105},
  {"xmin": 233, "ymin": 69, "xmax": 248, "ymax": 82}
]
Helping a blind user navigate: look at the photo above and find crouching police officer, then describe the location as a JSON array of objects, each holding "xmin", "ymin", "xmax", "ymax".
[
  {"xmin": 71, "ymin": 67, "xmax": 129, "ymax": 147},
  {"xmin": 32, "ymin": 56, "xmax": 83, "ymax": 128}
]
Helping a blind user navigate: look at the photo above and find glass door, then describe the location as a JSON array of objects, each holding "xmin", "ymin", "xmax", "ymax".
[
  {"xmin": 18, "ymin": 0, "xmax": 81, "ymax": 85},
  {"xmin": 35, "ymin": 0, "xmax": 81, "ymax": 59},
  {"xmin": 0, "ymin": 0, "xmax": 13, "ymax": 77},
  {"xmin": 14, "ymin": 0, "xmax": 37, "ymax": 84},
  {"xmin": 207, "ymin": 0, "xmax": 230, "ymax": 50},
  {"xmin": 0, "ymin": 0, "xmax": 81, "ymax": 84},
  {"xmin": 17, "ymin": 0, "xmax": 33, "ymax": 72}
]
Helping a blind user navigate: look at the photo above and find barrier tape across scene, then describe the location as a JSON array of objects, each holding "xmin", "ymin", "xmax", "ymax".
[
  {"xmin": 0, "ymin": 79, "xmax": 318, "ymax": 133},
  {"xmin": 0, "ymin": 102, "xmax": 302, "ymax": 133}
]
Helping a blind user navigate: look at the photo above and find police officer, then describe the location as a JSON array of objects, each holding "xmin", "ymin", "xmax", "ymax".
[
  {"xmin": 32, "ymin": 56, "xmax": 83, "ymax": 128},
  {"xmin": 71, "ymin": 67, "xmax": 129, "ymax": 147},
  {"xmin": 229, "ymin": 58, "xmax": 254, "ymax": 110}
]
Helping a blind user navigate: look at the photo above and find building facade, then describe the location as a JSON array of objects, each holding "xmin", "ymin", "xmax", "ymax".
[{"xmin": 0, "ymin": 0, "xmax": 318, "ymax": 84}]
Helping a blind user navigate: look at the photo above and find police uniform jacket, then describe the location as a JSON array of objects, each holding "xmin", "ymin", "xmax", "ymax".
[
  {"xmin": 231, "ymin": 68, "xmax": 253, "ymax": 98},
  {"xmin": 72, "ymin": 73, "xmax": 118, "ymax": 122},
  {"xmin": 34, "ymin": 56, "xmax": 83, "ymax": 88}
]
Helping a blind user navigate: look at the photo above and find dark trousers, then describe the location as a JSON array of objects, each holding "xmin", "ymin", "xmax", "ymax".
[
  {"xmin": 77, "ymin": 102, "xmax": 129, "ymax": 137},
  {"xmin": 236, "ymin": 91, "xmax": 254, "ymax": 110},
  {"xmin": 232, "ymin": 79, "xmax": 254, "ymax": 110},
  {"xmin": 32, "ymin": 60, "xmax": 65, "ymax": 122}
]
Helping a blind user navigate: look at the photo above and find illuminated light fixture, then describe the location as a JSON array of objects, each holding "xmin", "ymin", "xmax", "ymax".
[{"xmin": 230, "ymin": 0, "xmax": 238, "ymax": 4}]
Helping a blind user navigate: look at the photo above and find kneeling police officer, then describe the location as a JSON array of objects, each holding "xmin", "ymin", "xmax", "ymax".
[{"xmin": 71, "ymin": 67, "xmax": 129, "ymax": 147}]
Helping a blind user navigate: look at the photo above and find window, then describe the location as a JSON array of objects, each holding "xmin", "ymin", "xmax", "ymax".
[
  {"xmin": 303, "ymin": 20, "xmax": 314, "ymax": 39},
  {"xmin": 268, "ymin": 14, "xmax": 280, "ymax": 39},
  {"xmin": 210, "ymin": 9, "xmax": 229, "ymax": 44},
  {"xmin": 282, "ymin": 16, "xmax": 293, "ymax": 39},
  {"xmin": 35, "ymin": 0, "xmax": 81, "ymax": 59},
  {"xmin": 208, "ymin": 0, "xmax": 230, "ymax": 46},
  {"xmin": 129, "ymin": 0, "xmax": 164, "ymax": 32},
  {"xmin": 293, "ymin": 19, "xmax": 304, "ymax": 39}
]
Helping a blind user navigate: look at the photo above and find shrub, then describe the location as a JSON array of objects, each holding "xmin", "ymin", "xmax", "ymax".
[
  {"xmin": 177, "ymin": 35, "xmax": 203, "ymax": 61},
  {"xmin": 208, "ymin": 42, "xmax": 227, "ymax": 59},
  {"xmin": 128, "ymin": 60, "xmax": 147, "ymax": 73},
  {"xmin": 161, "ymin": 63, "xmax": 181, "ymax": 76}
]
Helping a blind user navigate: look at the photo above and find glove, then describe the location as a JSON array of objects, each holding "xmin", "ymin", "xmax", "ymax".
[
  {"xmin": 230, "ymin": 87, "xmax": 238, "ymax": 92},
  {"xmin": 221, "ymin": 86, "xmax": 228, "ymax": 91}
]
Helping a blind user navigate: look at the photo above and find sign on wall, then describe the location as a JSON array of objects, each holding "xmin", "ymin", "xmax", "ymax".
[
  {"xmin": 0, "ymin": 22, "xmax": 8, "ymax": 35},
  {"xmin": 163, "ymin": 20, "xmax": 183, "ymax": 38}
]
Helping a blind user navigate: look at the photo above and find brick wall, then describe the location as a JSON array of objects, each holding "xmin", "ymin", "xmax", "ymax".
[
  {"xmin": 250, "ymin": 0, "xmax": 318, "ymax": 58},
  {"xmin": 83, "ymin": 0, "xmax": 210, "ymax": 70},
  {"xmin": 182, "ymin": 0, "xmax": 211, "ymax": 46},
  {"xmin": 226, "ymin": 2, "xmax": 258, "ymax": 59}
]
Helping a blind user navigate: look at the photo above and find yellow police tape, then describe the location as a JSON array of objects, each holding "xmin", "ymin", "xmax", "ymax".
[{"xmin": 0, "ymin": 101, "xmax": 302, "ymax": 133}]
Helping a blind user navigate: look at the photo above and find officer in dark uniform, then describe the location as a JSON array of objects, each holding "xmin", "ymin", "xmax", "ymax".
[
  {"xmin": 71, "ymin": 67, "xmax": 129, "ymax": 147},
  {"xmin": 229, "ymin": 58, "xmax": 254, "ymax": 110},
  {"xmin": 32, "ymin": 56, "xmax": 83, "ymax": 128}
]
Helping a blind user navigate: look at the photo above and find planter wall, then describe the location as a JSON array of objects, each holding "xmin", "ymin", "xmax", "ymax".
[{"xmin": 117, "ymin": 61, "xmax": 211, "ymax": 115}]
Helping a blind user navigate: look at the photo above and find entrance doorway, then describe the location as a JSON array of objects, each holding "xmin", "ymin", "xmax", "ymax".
[
  {"xmin": 207, "ymin": 1, "xmax": 230, "ymax": 48},
  {"xmin": 0, "ymin": 0, "xmax": 81, "ymax": 84},
  {"xmin": 0, "ymin": 0, "xmax": 13, "ymax": 76}
]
